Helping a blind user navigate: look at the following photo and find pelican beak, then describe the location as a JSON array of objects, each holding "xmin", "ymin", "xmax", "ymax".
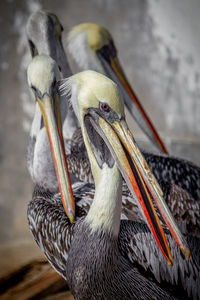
[
  {"xmin": 88, "ymin": 111, "xmax": 189, "ymax": 265},
  {"xmin": 37, "ymin": 93, "xmax": 75, "ymax": 222},
  {"xmin": 97, "ymin": 52, "xmax": 168, "ymax": 154}
]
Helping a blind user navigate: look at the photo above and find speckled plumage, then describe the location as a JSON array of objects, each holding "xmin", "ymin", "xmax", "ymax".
[
  {"xmin": 66, "ymin": 222, "xmax": 176, "ymax": 300},
  {"xmin": 142, "ymin": 151, "xmax": 200, "ymax": 201},
  {"xmin": 28, "ymin": 184, "xmax": 200, "ymax": 300}
]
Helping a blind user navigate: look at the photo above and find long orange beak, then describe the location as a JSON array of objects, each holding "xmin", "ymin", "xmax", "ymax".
[
  {"xmin": 37, "ymin": 93, "xmax": 75, "ymax": 222},
  {"xmin": 97, "ymin": 53, "xmax": 168, "ymax": 154},
  {"xmin": 97, "ymin": 117, "xmax": 189, "ymax": 265}
]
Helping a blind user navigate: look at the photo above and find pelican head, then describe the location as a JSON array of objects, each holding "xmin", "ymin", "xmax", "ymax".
[
  {"xmin": 59, "ymin": 70, "xmax": 189, "ymax": 264},
  {"xmin": 67, "ymin": 23, "xmax": 112, "ymax": 73},
  {"xmin": 27, "ymin": 54, "xmax": 75, "ymax": 222},
  {"xmin": 67, "ymin": 23, "xmax": 168, "ymax": 154},
  {"xmin": 27, "ymin": 10, "xmax": 71, "ymax": 77}
]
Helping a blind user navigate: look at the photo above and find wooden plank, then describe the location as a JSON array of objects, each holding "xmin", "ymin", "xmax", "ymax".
[{"xmin": 0, "ymin": 259, "xmax": 74, "ymax": 299}]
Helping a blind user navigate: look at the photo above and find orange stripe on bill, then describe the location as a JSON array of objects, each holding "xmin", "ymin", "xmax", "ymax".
[{"xmin": 37, "ymin": 94, "xmax": 75, "ymax": 223}]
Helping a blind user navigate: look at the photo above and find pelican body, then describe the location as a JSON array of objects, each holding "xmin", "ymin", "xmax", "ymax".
[{"xmin": 59, "ymin": 71, "xmax": 198, "ymax": 300}]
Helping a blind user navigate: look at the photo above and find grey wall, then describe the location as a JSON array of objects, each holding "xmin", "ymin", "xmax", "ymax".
[{"xmin": 0, "ymin": 0, "xmax": 199, "ymax": 275}]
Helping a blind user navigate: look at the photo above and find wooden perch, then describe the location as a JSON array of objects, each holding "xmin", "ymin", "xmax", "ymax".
[{"xmin": 0, "ymin": 258, "xmax": 74, "ymax": 299}]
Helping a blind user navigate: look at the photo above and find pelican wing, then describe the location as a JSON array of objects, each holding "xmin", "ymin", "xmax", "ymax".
[
  {"xmin": 28, "ymin": 186, "xmax": 78, "ymax": 280},
  {"xmin": 67, "ymin": 154, "xmax": 94, "ymax": 184},
  {"xmin": 166, "ymin": 184, "xmax": 200, "ymax": 238},
  {"xmin": 143, "ymin": 151, "xmax": 200, "ymax": 202},
  {"xmin": 118, "ymin": 220, "xmax": 200, "ymax": 300}
]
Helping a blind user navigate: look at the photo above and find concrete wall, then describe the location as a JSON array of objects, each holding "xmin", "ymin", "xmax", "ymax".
[{"xmin": 0, "ymin": 0, "xmax": 199, "ymax": 274}]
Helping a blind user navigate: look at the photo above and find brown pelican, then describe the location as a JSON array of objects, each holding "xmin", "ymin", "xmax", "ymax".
[
  {"xmin": 26, "ymin": 10, "xmax": 92, "ymax": 187},
  {"xmin": 67, "ymin": 22, "xmax": 168, "ymax": 154},
  {"xmin": 27, "ymin": 62, "xmax": 199, "ymax": 299},
  {"xmin": 26, "ymin": 11, "xmax": 200, "ymax": 238},
  {"xmin": 26, "ymin": 54, "xmax": 75, "ymax": 222},
  {"xmin": 61, "ymin": 71, "xmax": 199, "ymax": 300}
]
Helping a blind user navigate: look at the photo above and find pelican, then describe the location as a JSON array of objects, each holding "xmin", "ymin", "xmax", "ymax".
[
  {"xmin": 27, "ymin": 56, "xmax": 199, "ymax": 299},
  {"xmin": 26, "ymin": 54, "xmax": 75, "ymax": 222},
  {"xmin": 60, "ymin": 70, "xmax": 200, "ymax": 300},
  {"xmin": 26, "ymin": 10, "xmax": 92, "ymax": 185},
  {"xmin": 26, "ymin": 11, "xmax": 200, "ymax": 238},
  {"xmin": 67, "ymin": 22, "xmax": 168, "ymax": 154}
]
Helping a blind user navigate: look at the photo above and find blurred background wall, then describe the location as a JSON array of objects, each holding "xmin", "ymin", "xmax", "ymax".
[{"xmin": 0, "ymin": 0, "xmax": 200, "ymax": 276}]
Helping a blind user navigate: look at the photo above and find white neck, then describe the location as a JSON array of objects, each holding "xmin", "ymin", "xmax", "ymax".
[
  {"xmin": 33, "ymin": 127, "xmax": 58, "ymax": 191},
  {"xmin": 77, "ymin": 117, "xmax": 123, "ymax": 237},
  {"xmin": 67, "ymin": 32, "xmax": 105, "ymax": 74},
  {"xmin": 86, "ymin": 162, "xmax": 122, "ymax": 237}
]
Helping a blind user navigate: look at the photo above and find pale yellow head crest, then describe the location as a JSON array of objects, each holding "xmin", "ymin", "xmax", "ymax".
[
  {"xmin": 68, "ymin": 23, "xmax": 112, "ymax": 52},
  {"xmin": 67, "ymin": 23, "xmax": 114, "ymax": 73},
  {"xmin": 59, "ymin": 70, "xmax": 124, "ymax": 123},
  {"xmin": 27, "ymin": 10, "xmax": 63, "ymax": 39},
  {"xmin": 27, "ymin": 54, "xmax": 60, "ymax": 95},
  {"xmin": 43, "ymin": 10, "xmax": 63, "ymax": 37}
]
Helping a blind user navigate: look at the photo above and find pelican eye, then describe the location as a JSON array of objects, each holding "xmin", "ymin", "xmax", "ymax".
[{"xmin": 100, "ymin": 102, "xmax": 110, "ymax": 112}]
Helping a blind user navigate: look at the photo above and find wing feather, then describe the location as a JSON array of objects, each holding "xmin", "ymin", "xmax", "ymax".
[{"xmin": 119, "ymin": 220, "xmax": 200, "ymax": 299}]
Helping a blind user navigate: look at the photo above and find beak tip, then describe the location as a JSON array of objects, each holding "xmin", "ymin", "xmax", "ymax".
[
  {"xmin": 69, "ymin": 215, "xmax": 74, "ymax": 224},
  {"xmin": 68, "ymin": 209, "xmax": 75, "ymax": 224},
  {"xmin": 168, "ymin": 258, "xmax": 173, "ymax": 267},
  {"xmin": 186, "ymin": 248, "xmax": 191, "ymax": 261}
]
